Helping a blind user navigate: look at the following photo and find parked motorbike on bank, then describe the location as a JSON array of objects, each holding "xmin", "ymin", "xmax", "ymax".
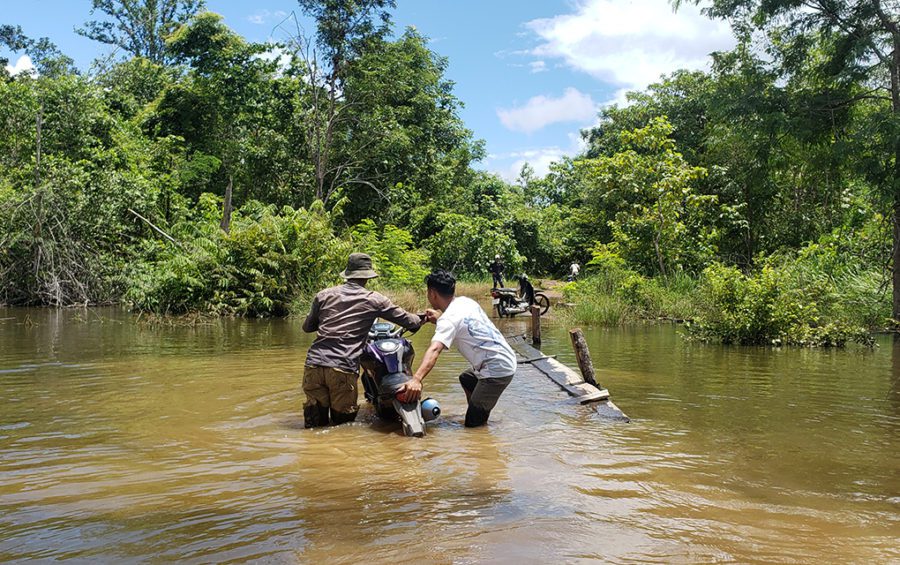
[
  {"xmin": 360, "ymin": 322, "xmax": 441, "ymax": 437},
  {"xmin": 490, "ymin": 287, "xmax": 551, "ymax": 318}
]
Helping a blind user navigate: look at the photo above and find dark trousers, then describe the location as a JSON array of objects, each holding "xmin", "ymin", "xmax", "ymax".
[
  {"xmin": 303, "ymin": 365, "xmax": 359, "ymax": 428},
  {"xmin": 492, "ymin": 274, "xmax": 504, "ymax": 288},
  {"xmin": 459, "ymin": 370, "xmax": 513, "ymax": 427}
]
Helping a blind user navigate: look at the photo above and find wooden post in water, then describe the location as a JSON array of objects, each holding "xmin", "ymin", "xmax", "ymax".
[
  {"xmin": 530, "ymin": 305, "xmax": 542, "ymax": 345},
  {"xmin": 569, "ymin": 328, "xmax": 599, "ymax": 387}
]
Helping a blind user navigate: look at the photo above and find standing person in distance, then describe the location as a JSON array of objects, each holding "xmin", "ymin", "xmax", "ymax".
[
  {"xmin": 569, "ymin": 261, "xmax": 580, "ymax": 281},
  {"xmin": 489, "ymin": 254, "xmax": 505, "ymax": 289},
  {"xmin": 399, "ymin": 270, "xmax": 516, "ymax": 427}
]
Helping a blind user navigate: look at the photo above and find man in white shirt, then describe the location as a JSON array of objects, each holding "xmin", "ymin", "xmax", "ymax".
[
  {"xmin": 398, "ymin": 270, "xmax": 517, "ymax": 427},
  {"xmin": 569, "ymin": 262, "xmax": 580, "ymax": 280}
]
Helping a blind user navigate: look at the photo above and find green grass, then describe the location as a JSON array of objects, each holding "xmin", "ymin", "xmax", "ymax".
[{"xmin": 562, "ymin": 270, "xmax": 704, "ymax": 326}]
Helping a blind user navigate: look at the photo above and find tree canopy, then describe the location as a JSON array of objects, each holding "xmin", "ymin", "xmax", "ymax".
[{"xmin": 0, "ymin": 0, "xmax": 893, "ymax": 338}]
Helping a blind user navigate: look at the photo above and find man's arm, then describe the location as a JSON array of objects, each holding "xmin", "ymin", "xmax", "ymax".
[
  {"xmin": 302, "ymin": 296, "xmax": 320, "ymax": 333},
  {"xmin": 378, "ymin": 296, "xmax": 425, "ymax": 331},
  {"xmin": 397, "ymin": 340, "xmax": 446, "ymax": 402}
]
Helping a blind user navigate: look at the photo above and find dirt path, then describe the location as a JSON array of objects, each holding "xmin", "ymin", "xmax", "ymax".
[{"xmin": 537, "ymin": 279, "xmax": 566, "ymax": 301}]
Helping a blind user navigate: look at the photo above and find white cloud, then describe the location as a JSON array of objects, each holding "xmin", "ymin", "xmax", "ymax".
[
  {"xmin": 506, "ymin": 147, "xmax": 565, "ymax": 180},
  {"xmin": 256, "ymin": 45, "xmax": 292, "ymax": 74},
  {"xmin": 526, "ymin": 0, "xmax": 734, "ymax": 103},
  {"xmin": 488, "ymin": 132, "xmax": 588, "ymax": 181},
  {"xmin": 248, "ymin": 9, "xmax": 288, "ymax": 25},
  {"xmin": 529, "ymin": 60, "xmax": 547, "ymax": 73},
  {"xmin": 497, "ymin": 87, "xmax": 597, "ymax": 134},
  {"xmin": 5, "ymin": 55, "xmax": 35, "ymax": 77}
]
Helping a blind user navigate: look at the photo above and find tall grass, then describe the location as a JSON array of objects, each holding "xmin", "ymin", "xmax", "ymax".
[
  {"xmin": 563, "ymin": 269, "xmax": 703, "ymax": 326},
  {"xmin": 567, "ymin": 293, "xmax": 633, "ymax": 326},
  {"xmin": 377, "ymin": 280, "xmax": 492, "ymax": 313}
]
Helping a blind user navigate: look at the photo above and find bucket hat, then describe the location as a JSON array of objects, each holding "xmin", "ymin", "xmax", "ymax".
[{"xmin": 341, "ymin": 252, "xmax": 379, "ymax": 279}]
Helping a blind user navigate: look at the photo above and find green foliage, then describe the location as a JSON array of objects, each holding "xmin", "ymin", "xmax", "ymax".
[
  {"xmin": 127, "ymin": 199, "xmax": 350, "ymax": 315},
  {"xmin": 422, "ymin": 213, "xmax": 524, "ymax": 277},
  {"xmin": 689, "ymin": 261, "xmax": 876, "ymax": 347},
  {"xmin": 76, "ymin": 0, "xmax": 205, "ymax": 64},
  {"xmin": 0, "ymin": 72, "xmax": 154, "ymax": 306},
  {"xmin": 350, "ymin": 219, "xmax": 428, "ymax": 288},
  {"xmin": 297, "ymin": 0, "xmax": 395, "ymax": 77},
  {"xmin": 0, "ymin": 0, "xmax": 894, "ymax": 345},
  {"xmin": 576, "ymin": 117, "xmax": 720, "ymax": 276},
  {"xmin": 0, "ymin": 25, "xmax": 75, "ymax": 76},
  {"xmin": 564, "ymin": 243, "xmax": 701, "ymax": 325}
]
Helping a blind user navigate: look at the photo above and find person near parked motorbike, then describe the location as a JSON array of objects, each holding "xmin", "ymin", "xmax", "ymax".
[
  {"xmin": 489, "ymin": 255, "xmax": 505, "ymax": 288},
  {"xmin": 301, "ymin": 253, "xmax": 428, "ymax": 428},
  {"xmin": 398, "ymin": 270, "xmax": 516, "ymax": 427},
  {"xmin": 518, "ymin": 274, "xmax": 535, "ymax": 305}
]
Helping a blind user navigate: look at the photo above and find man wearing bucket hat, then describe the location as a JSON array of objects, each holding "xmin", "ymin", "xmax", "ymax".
[{"xmin": 301, "ymin": 253, "xmax": 427, "ymax": 428}]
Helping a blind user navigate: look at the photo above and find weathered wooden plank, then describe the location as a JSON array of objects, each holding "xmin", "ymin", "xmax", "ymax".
[{"xmin": 510, "ymin": 336, "xmax": 628, "ymax": 421}]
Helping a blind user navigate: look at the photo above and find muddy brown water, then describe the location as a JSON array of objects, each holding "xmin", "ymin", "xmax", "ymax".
[{"xmin": 1, "ymin": 304, "xmax": 898, "ymax": 563}]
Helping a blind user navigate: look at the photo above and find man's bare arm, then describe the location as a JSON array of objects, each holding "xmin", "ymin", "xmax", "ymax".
[{"xmin": 397, "ymin": 341, "xmax": 446, "ymax": 402}]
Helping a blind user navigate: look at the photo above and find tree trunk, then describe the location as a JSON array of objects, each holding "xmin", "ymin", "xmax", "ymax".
[
  {"xmin": 890, "ymin": 31, "xmax": 900, "ymax": 321},
  {"xmin": 34, "ymin": 104, "xmax": 42, "ymax": 189},
  {"xmin": 653, "ymin": 232, "xmax": 667, "ymax": 279},
  {"xmin": 873, "ymin": 0, "xmax": 900, "ymax": 321},
  {"xmin": 32, "ymin": 104, "xmax": 44, "ymax": 284},
  {"xmin": 894, "ymin": 199, "xmax": 900, "ymax": 322},
  {"xmin": 220, "ymin": 175, "xmax": 233, "ymax": 234}
]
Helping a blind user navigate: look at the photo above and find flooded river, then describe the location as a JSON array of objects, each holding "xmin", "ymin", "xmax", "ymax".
[{"xmin": 1, "ymin": 305, "xmax": 898, "ymax": 563}]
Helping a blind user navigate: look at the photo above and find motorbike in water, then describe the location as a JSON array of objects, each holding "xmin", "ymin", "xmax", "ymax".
[
  {"xmin": 360, "ymin": 322, "xmax": 441, "ymax": 437},
  {"xmin": 491, "ymin": 287, "xmax": 550, "ymax": 318}
]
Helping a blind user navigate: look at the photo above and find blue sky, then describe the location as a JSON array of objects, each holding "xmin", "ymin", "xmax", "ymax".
[{"xmin": 3, "ymin": 0, "xmax": 735, "ymax": 180}]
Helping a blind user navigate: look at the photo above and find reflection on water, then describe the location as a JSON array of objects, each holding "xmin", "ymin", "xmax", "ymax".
[{"xmin": 1, "ymin": 307, "xmax": 898, "ymax": 563}]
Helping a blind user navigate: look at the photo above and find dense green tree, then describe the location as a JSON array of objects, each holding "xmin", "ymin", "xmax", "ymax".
[
  {"xmin": 678, "ymin": 0, "xmax": 900, "ymax": 317},
  {"xmin": 0, "ymin": 25, "xmax": 75, "ymax": 76},
  {"xmin": 577, "ymin": 118, "xmax": 718, "ymax": 276},
  {"xmin": 337, "ymin": 27, "xmax": 481, "ymax": 225},
  {"xmin": 76, "ymin": 0, "xmax": 205, "ymax": 64},
  {"xmin": 0, "ymin": 71, "xmax": 156, "ymax": 305},
  {"xmin": 154, "ymin": 12, "xmax": 280, "ymax": 230},
  {"xmin": 297, "ymin": 0, "xmax": 395, "ymax": 83},
  {"xmin": 289, "ymin": 0, "xmax": 396, "ymax": 203}
]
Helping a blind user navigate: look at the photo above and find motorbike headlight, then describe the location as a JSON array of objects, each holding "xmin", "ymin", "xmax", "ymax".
[{"xmin": 376, "ymin": 340, "xmax": 399, "ymax": 353}]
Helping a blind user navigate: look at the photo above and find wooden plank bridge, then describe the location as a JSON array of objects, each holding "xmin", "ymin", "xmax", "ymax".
[{"xmin": 509, "ymin": 335, "xmax": 629, "ymax": 422}]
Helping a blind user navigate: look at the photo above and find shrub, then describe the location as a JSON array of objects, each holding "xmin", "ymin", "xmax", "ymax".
[
  {"xmin": 0, "ymin": 157, "xmax": 147, "ymax": 306},
  {"xmin": 350, "ymin": 219, "xmax": 429, "ymax": 288},
  {"xmin": 563, "ymin": 242, "xmax": 702, "ymax": 324},
  {"xmin": 688, "ymin": 262, "xmax": 874, "ymax": 347},
  {"xmin": 127, "ymin": 198, "xmax": 350, "ymax": 316}
]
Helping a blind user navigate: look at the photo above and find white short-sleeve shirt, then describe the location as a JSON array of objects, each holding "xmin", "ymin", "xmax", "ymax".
[{"xmin": 431, "ymin": 296, "xmax": 517, "ymax": 378}]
